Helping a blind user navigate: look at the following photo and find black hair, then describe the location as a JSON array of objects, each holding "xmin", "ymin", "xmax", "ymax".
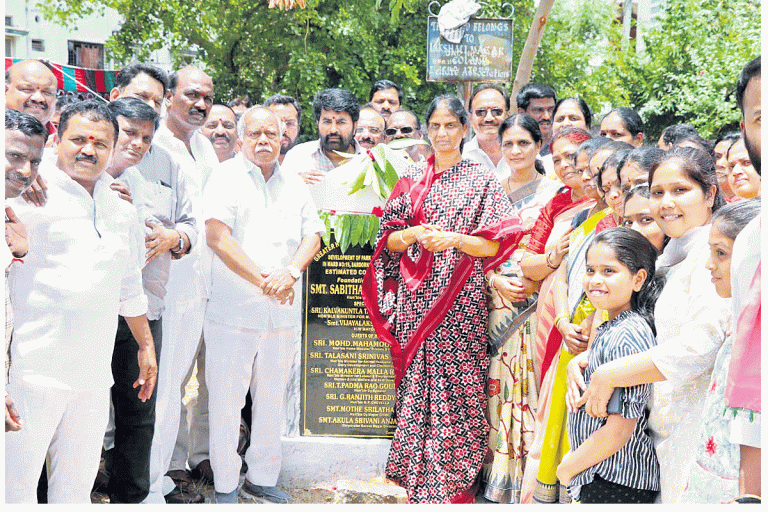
[
  {"xmin": 736, "ymin": 55, "xmax": 761, "ymax": 114},
  {"xmin": 469, "ymin": 83, "xmax": 511, "ymax": 111},
  {"xmin": 589, "ymin": 227, "xmax": 666, "ymax": 335},
  {"xmin": 712, "ymin": 197, "xmax": 761, "ymax": 240},
  {"xmin": 575, "ymin": 136, "xmax": 612, "ymax": 161},
  {"xmin": 5, "ymin": 108, "xmax": 48, "ymax": 141},
  {"xmin": 660, "ymin": 123, "xmax": 699, "ymax": 147},
  {"xmin": 57, "ymin": 99, "xmax": 119, "ymax": 144},
  {"xmin": 369, "ymin": 80, "xmax": 402, "ymax": 104},
  {"xmin": 620, "ymin": 145, "xmax": 665, "ymax": 190},
  {"xmin": 553, "ymin": 97, "xmax": 592, "ymax": 128},
  {"xmin": 649, "ymin": 146, "xmax": 725, "ymax": 212},
  {"xmin": 516, "ymin": 83, "xmax": 557, "ymax": 111},
  {"xmin": 714, "ymin": 131, "xmax": 742, "ymax": 149},
  {"xmin": 114, "ymin": 62, "xmax": 169, "ymax": 96},
  {"xmin": 313, "ymin": 88, "xmax": 360, "ymax": 123},
  {"xmin": 263, "ymin": 94, "xmax": 303, "ymax": 126},
  {"xmin": 389, "ymin": 108, "xmax": 421, "ymax": 131},
  {"xmin": 673, "ymin": 134, "xmax": 714, "ymax": 159},
  {"xmin": 598, "ymin": 145, "xmax": 633, "ymax": 191},
  {"xmin": 108, "ymin": 96, "xmax": 160, "ymax": 131},
  {"xmin": 498, "ymin": 113, "xmax": 545, "ymax": 174},
  {"xmin": 602, "ymin": 107, "xmax": 644, "ymax": 138},
  {"xmin": 424, "ymin": 94, "xmax": 468, "ymax": 126},
  {"xmin": 424, "ymin": 94, "xmax": 468, "ymax": 152},
  {"xmin": 623, "ymin": 183, "xmax": 671, "ymax": 252}
]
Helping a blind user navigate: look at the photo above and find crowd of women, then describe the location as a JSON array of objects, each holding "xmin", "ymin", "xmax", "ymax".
[{"xmin": 362, "ymin": 56, "xmax": 761, "ymax": 504}]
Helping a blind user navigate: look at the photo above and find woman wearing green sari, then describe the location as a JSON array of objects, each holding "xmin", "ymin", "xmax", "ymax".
[{"xmin": 482, "ymin": 115, "xmax": 561, "ymax": 503}]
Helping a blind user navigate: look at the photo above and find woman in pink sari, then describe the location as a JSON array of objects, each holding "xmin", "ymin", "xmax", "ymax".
[{"xmin": 362, "ymin": 95, "xmax": 524, "ymax": 503}]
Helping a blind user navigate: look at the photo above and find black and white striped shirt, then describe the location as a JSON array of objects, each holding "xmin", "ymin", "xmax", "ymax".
[{"xmin": 566, "ymin": 310, "xmax": 660, "ymax": 497}]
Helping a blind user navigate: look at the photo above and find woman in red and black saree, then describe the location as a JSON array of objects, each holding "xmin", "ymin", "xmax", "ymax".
[{"xmin": 361, "ymin": 95, "xmax": 525, "ymax": 503}]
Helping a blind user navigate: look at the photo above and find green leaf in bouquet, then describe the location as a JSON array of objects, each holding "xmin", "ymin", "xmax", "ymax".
[
  {"xmin": 338, "ymin": 215, "xmax": 352, "ymax": 254},
  {"xmin": 383, "ymin": 160, "xmax": 400, "ymax": 190},
  {"xmin": 386, "ymin": 138, "xmax": 428, "ymax": 151},
  {"xmin": 349, "ymin": 215, "xmax": 365, "ymax": 247},
  {"xmin": 366, "ymin": 215, "xmax": 380, "ymax": 247},
  {"xmin": 348, "ymin": 166, "xmax": 369, "ymax": 195}
]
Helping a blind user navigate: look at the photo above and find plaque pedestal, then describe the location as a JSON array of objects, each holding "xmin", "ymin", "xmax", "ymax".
[{"xmin": 277, "ymin": 437, "xmax": 391, "ymax": 488}]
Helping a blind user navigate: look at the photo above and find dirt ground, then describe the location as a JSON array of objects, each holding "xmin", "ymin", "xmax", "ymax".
[{"xmin": 90, "ymin": 364, "xmax": 408, "ymax": 504}]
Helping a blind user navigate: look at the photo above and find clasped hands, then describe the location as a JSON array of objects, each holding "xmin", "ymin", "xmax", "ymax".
[
  {"xmin": 415, "ymin": 224, "xmax": 461, "ymax": 252},
  {"xmin": 260, "ymin": 268, "xmax": 296, "ymax": 305}
]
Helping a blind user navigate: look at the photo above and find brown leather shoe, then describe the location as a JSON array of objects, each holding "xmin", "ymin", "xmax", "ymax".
[
  {"xmin": 164, "ymin": 484, "xmax": 205, "ymax": 504},
  {"xmin": 190, "ymin": 459, "xmax": 214, "ymax": 485},
  {"xmin": 166, "ymin": 469, "xmax": 193, "ymax": 488}
]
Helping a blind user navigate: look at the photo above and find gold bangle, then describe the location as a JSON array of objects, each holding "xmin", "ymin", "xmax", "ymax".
[{"xmin": 488, "ymin": 274, "xmax": 497, "ymax": 290}]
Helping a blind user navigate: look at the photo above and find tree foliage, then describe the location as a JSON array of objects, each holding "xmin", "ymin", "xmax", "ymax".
[
  {"xmin": 535, "ymin": 0, "xmax": 760, "ymax": 139},
  {"xmin": 39, "ymin": 0, "xmax": 759, "ymax": 140}
]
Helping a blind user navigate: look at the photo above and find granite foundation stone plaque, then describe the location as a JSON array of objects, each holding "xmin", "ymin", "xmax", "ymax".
[{"xmin": 301, "ymin": 235, "xmax": 396, "ymax": 438}]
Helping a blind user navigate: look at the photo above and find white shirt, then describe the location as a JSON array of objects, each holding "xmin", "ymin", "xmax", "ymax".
[
  {"xmin": 203, "ymin": 154, "xmax": 324, "ymax": 330},
  {"xmin": 462, "ymin": 135, "xmax": 510, "ymax": 182},
  {"xmin": 152, "ymin": 124, "xmax": 219, "ymax": 308},
  {"xmin": 8, "ymin": 161, "xmax": 147, "ymax": 390}
]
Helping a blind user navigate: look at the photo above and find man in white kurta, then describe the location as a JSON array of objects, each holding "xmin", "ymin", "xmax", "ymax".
[
  {"xmin": 203, "ymin": 107, "xmax": 323, "ymax": 503},
  {"xmin": 5, "ymin": 100, "xmax": 156, "ymax": 503},
  {"xmin": 150, "ymin": 66, "xmax": 220, "ymax": 488}
]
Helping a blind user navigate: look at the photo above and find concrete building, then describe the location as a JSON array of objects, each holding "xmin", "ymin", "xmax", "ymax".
[{"xmin": 4, "ymin": 1, "xmax": 176, "ymax": 72}]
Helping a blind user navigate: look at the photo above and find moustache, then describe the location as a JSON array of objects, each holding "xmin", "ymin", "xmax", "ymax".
[
  {"xmin": 211, "ymin": 133, "xmax": 231, "ymax": 144},
  {"xmin": 75, "ymin": 153, "xmax": 98, "ymax": 165},
  {"xmin": 358, "ymin": 137, "xmax": 375, "ymax": 145},
  {"xmin": 5, "ymin": 171, "xmax": 31, "ymax": 188},
  {"xmin": 188, "ymin": 107, "xmax": 207, "ymax": 117},
  {"xmin": 24, "ymin": 99, "xmax": 49, "ymax": 110}
]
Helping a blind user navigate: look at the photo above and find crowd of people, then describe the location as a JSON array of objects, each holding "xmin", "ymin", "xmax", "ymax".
[{"xmin": 4, "ymin": 52, "xmax": 761, "ymax": 505}]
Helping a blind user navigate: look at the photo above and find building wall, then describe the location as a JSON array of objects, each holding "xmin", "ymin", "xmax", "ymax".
[{"xmin": 5, "ymin": 1, "xmax": 174, "ymax": 71}]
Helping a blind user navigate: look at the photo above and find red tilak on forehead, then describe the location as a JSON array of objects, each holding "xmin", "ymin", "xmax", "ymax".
[{"xmin": 89, "ymin": 135, "xmax": 95, "ymax": 140}]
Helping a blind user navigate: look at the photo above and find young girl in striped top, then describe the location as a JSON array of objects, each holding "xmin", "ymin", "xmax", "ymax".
[{"xmin": 556, "ymin": 227, "xmax": 663, "ymax": 503}]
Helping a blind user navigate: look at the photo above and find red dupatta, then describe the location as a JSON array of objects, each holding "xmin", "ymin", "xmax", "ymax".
[{"xmin": 361, "ymin": 156, "xmax": 524, "ymax": 387}]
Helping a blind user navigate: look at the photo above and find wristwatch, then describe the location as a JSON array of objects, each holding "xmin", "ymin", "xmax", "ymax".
[
  {"xmin": 171, "ymin": 230, "xmax": 185, "ymax": 254},
  {"xmin": 286, "ymin": 264, "xmax": 302, "ymax": 280}
]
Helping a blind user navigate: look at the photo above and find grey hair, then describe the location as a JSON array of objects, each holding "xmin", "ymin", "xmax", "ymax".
[{"xmin": 236, "ymin": 105, "xmax": 284, "ymax": 140}]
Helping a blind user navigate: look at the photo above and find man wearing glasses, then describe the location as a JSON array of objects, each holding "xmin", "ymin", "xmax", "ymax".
[
  {"xmin": 462, "ymin": 83, "xmax": 511, "ymax": 182},
  {"xmin": 354, "ymin": 105, "xmax": 386, "ymax": 150},
  {"xmin": 385, "ymin": 109, "xmax": 430, "ymax": 163}
]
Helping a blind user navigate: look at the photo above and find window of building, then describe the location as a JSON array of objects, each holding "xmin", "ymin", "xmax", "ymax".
[
  {"xmin": 67, "ymin": 40, "xmax": 104, "ymax": 69},
  {"xmin": 31, "ymin": 39, "xmax": 45, "ymax": 52},
  {"xmin": 5, "ymin": 36, "xmax": 14, "ymax": 58}
]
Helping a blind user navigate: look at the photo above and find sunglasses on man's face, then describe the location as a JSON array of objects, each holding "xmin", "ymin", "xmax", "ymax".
[
  {"xmin": 473, "ymin": 108, "xmax": 505, "ymax": 118},
  {"xmin": 385, "ymin": 126, "xmax": 415, "ymax": 137}
]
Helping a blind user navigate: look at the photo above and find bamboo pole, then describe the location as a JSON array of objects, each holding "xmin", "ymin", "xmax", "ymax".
[{"xmin": 510, "ymin": 0, "xmax": 557, "ymax": 109}]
